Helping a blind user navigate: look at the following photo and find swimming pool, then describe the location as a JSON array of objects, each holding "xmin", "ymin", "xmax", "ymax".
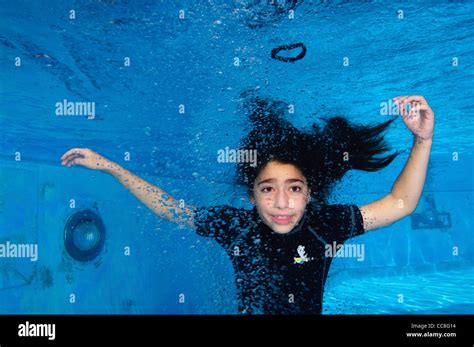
[{"xmin": 0, "ymin": 0, "xmax": 473, "ymax": 314}]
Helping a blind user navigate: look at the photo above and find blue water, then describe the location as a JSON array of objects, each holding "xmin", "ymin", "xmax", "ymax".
[{"xmin": 0, "ymin": 0, "xmax": 473, "ymax": 314}]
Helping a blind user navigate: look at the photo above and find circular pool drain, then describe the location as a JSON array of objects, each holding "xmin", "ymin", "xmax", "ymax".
[{"xmin": 64, "ymin": 209, "xmax": 106, "ymax": 262}]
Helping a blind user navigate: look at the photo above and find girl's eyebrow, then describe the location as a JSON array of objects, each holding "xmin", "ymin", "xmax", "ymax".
[
  {"xmin": 286, "ymin": 179, "xmax": 305, "ymax": 184},
  {"xmin": 257, "ymin": 178, "xmax": 305, "ymax": 186},
  {"xmin": 257, "ymin": 178, "xmax": 275, "ymax": 186}
]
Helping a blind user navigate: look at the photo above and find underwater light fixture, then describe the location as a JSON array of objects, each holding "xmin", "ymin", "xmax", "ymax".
[
  {"xmin": 411, "ymin": 194, "xmax": 451, "ymax": 230},
  {"xmin": 64, "ymin": 209, "xmax": 106, "ymax": 262}
]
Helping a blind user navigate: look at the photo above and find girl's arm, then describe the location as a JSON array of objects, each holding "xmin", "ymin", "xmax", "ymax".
[
  {"xmin": 359, "ymin": 96, "xmax": 435, "ymax": 231},
  {"xmin": 61, "ymin": 148, "xmax": 195, "ymax": 228}
]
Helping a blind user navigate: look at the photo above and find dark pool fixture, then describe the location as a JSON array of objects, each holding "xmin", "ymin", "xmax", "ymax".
[
  {"xmin": 271, "ymin": 0, "xmax": 299, "ymax": 14},
  {"xmin": 237, "ymin": 0, "xmax": 301, "ymax": 29},
  {"xmin": 271, "ymin": 42, "xmax": 306, "ymax": 63},
  {"xmin": 411, "ymin": 194, "xmax": 451, "ymax": 230},
  {"xmin": 64, "ymin": 209, "xmax": 106, "ymax": 262}
]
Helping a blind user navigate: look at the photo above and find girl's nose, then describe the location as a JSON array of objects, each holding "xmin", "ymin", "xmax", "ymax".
[{"xmin": 274, "ymin": 190, "xmax": 289, "ymax": 209}]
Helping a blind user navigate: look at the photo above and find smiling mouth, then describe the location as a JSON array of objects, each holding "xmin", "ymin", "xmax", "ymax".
[{"xmin": 271, "ymin": 215, "xmax": 293, "ymax": 225}]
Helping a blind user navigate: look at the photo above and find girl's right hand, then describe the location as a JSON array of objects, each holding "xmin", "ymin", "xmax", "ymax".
[{"xmin": 60, "ymin": 148, "xmax": 117, "ymax": 173}]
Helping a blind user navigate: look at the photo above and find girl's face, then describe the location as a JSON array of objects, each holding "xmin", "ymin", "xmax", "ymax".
[{"xmin": 251, "ymin": 161, "xmax": 310, "ymax": 234}]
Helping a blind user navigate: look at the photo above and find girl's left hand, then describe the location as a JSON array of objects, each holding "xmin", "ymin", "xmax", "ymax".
[{"xmin": 393, "ymin": 95, "xmax": 434, "ymax": 140}]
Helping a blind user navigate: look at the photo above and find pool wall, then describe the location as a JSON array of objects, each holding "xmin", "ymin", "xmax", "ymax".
[{"xmin": 0, "ymin": 150, "xmax": 472, "ymax": 313}]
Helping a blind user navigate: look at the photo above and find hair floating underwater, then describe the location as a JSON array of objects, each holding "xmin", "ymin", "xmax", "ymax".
[{"xmin": 271, "ymin": 42, "xmax": 307, "ymax": 63}]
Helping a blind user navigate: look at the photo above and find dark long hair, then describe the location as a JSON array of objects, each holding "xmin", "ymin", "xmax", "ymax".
[{"xmin": 235, "ymin": 94, "xmax": 398, "ymax": 204}]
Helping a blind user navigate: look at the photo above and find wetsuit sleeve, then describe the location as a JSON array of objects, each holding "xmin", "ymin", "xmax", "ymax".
[
  {"xmin": 313, "ymin": 204, "xmax": 365, "ymax": 244},
  {"xmin": 193, "ymin": 205, "xmax": 242, "ymax": 248}
]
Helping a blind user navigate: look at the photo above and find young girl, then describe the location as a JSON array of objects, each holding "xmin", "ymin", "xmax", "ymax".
[{"xmin": 61, "ymin": 95, "xmax": 434, "ymax": 314}]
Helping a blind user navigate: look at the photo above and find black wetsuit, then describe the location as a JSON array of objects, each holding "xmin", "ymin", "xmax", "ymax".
[{"xmin": 193, "ymin": 203, "xmax": 365, "ymax": 314}]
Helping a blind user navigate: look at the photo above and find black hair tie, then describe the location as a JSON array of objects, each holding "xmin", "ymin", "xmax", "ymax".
[{"xmin": 271, "ymin": 42, "xmax": 307, "ymax": 63}]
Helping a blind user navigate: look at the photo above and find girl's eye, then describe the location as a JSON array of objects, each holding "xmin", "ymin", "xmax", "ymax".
[
  {"xmin": 289, "ymin": 186, "xmax": 302, "ymax": 193},
  {"xmin": 261, "ymin": 187, "xmax": 273, "ymax": 193}
]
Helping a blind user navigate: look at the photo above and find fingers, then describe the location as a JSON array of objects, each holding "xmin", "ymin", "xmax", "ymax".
[
  {"xmin": 66, "ymin": 157, "xmax": 85, "ymax": 168},
  {"xmin": 394, "ymin": 96, "xmax": 409, "ymax": 118},
  {"xmin": 393, "ymin": 95, "xmax": 426, "ymax": 103},
  {"xmin": 60, "ymin": 148, "xmax": 79, "ymax": 160},
  {"xmin": 61, "ymin": 148, "xmax": 90, "ymax": 161},
  {"xmin": 394, "ymin": 97, "xmax": 410, "ymax": 118},
  {"xmin": 61, "ymin": 153, "xmax": 82, "ymax": 166},
  {"xmin": 61, "ymin": 148, "xmax": 90, "ymax": 166},
  {"xmin": 393, "ymin": 96, "xmax": 426, "ymax": 118},
  {"xmin": 62, "ymin": 154, "xmax": 82, "ymax": 166},
  {"xmin": 393, "ymin": 96, "xmax": 427, "ymax": 108},
  {"xmin": 407, "ymin": 96, "xmax": 426, "ymax": 103},
  {"xmin": 60, "ymin": 148, "xmax": 88, "ymax": 161}
]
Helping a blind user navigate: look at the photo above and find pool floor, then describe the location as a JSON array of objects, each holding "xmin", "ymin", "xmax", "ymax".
[{"xmin": 324, "ymin": 268, "xmax": 474, "ymax": 314}]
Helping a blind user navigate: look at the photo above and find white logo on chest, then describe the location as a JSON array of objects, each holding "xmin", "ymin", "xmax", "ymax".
[{"xmin": 293, "ymin": 245, "xmax": 313, "ymax": 264}]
